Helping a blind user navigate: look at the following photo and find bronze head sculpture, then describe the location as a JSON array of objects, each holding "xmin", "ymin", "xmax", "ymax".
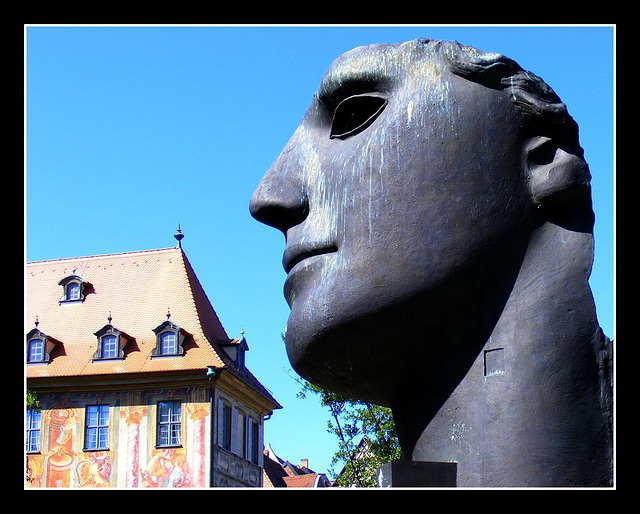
[{"xmin": 250, "ymin": 39, "xmax": 612, "ymax": 486}]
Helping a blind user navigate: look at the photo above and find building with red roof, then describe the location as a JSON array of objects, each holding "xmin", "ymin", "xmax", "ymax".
[
  {"xmin": 26, "ymin": 241, "xmax": 280, "ymax": 488},
  {"xmin": 262, "ymin": 443, "xmax": 331, "ymax": 488}
]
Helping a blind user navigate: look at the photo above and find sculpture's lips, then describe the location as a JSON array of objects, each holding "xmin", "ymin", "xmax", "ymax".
[{"xmin": 283, "ymin": 242, "xmax": 338, "ymax": 274}]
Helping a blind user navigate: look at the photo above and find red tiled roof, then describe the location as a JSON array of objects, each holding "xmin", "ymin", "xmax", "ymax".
[
  {"xmin": 26, "ymin": 248, "xmax": 233, "ymax": 379},
  {"xmin": 262, "ymin": 453, "xmax": 289, "ymax": 487},
  {"xmin": 262, "ymin": 445, "xmax": 329, "ymax": 487},
  {"xmin": 282, "ymin": 474, "xmax": 320, "ymax": 487}
]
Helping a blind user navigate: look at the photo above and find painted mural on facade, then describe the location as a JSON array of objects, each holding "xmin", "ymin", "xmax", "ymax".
[
  {"xmin": 26, "ymin": 389, "xmax": 209, "ymax": 488},
  {"xmin": 140, "ymin": 448, "xmax": 192, "ymax": 487}
]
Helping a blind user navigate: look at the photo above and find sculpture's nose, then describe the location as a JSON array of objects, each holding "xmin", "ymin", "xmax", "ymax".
[{"xmin": 249, "ymin": 147, "xmax": 309, "ymax": 235}]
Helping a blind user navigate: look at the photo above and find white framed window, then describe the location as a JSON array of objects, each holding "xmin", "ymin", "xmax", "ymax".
[
  {"xmin": 27, "ymin": 338, "xmax": 45, "ymax": 363},
  {"xmin": 84, "ymin": 404, "xmax": 110, "ymax": 450},
  {"xmin": 157, "ymin": 401, "xmax": 182, "ymax": 447},
  {"xmin": 160, "ymin": 332, "xmax": 177, "ymax": 355},
  {"xmin": 26, "ymin": 408, "xmax": 41, "ymax": 453},
  {"xmin": 66, "ymin": 282, "xmax": 80, "ymax": 300},
  {"xmin": 101, "ymin": 335, "xmax": 118, "ymax": 359}
]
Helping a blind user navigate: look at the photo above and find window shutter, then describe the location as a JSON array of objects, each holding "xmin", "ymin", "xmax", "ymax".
[
  {"xmin": 216, "ymin": 398, "xmax": 224, "ymax": 447},
  {"xmin": 230, "ymin": 406, "xmax": 238, "ymax": 454},
  {"xmin": 243, "ymin": 415, "xmax": 249, "ymax": 459},
  {"xmin": 257, "ymin": 420, "xmax": 264, "ymax": 466}
]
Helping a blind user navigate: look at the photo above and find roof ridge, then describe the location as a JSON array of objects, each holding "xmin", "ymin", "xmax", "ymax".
[
  {"xmin": 27, "ymin": 247, "xmax": 179, "ymax": 265},
  {"xmin": 178, "ymin": 250, "xmax": 230, "ymax": 343}
]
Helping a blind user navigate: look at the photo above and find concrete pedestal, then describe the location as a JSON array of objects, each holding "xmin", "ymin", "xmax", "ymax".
[{"xmin": 377, "ymin": 461, "xmax": 457, "ymax": 487}]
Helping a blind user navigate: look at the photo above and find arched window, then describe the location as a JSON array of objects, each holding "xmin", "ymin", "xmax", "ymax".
[
  {"xmin": 27, "ymin": 337, "xmax": 45, "ymax": 363},
  {"xmin": 66, "ymin": 282, "xmax": 80, "ymax": 301},
  {"xmin": 160, "ymin": 331, "xmax": 177, "ymax": 355},
  {"xmin": 100, "ymin": 334, "xmax": 118, "ymax": 359}
]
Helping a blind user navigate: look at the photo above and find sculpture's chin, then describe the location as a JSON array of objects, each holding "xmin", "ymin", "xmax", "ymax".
[
  {"xmin": 287, "ymin": 343, "xmax": 395, "ymax": 406},
  {"xmin": 283, "ymin": 302, "xmax": 415, "ymax": 407}
]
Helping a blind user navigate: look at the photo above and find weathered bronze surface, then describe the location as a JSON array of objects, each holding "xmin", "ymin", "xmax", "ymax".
[{"xmin": 250, "ymin": 39, "xmax": 613, "ymax": 487}]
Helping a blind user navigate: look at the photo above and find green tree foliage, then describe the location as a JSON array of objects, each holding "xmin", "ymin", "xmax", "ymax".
[
  {"xmin": 26, "ymin": 389, "xmax": 39, "ymax": 410},
  {"xmin": 298, "ymin": 380, "xmax": 401, "ymax": 487}
]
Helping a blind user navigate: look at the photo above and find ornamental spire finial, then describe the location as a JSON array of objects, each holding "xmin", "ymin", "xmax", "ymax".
[{"xmin": 174, "ymin": 224, "xmax": 184, "ymax": 249}]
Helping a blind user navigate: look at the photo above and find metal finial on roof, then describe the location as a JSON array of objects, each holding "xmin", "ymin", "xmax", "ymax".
[
  {"xmin": 108, "ymin": 312, "xmax": 113, "ymax": 325},
  {"xmin": 35, "ymin": 316, "xmax": 39, "ymax": 328},
  {"xmin": 174, "ymin": 224, "xmax": 184, "ymax": 248},
  {"xmin": 166, "ymin": 307, "xmax": 171, "ymax": 320}
]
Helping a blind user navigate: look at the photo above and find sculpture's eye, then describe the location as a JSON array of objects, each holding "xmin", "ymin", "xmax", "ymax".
[
  {"xmin": 329, "ymin": 93, "xmax": 387, "ymax": 139},
  {"xmin": 528, "ymin": 137, "xmax": 557, "ymax": 166}
]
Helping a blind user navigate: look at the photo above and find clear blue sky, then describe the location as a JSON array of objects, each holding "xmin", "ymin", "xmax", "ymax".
[{"xmin": 25, "ymin": 25, "xmax": 614, "ymax": 479}]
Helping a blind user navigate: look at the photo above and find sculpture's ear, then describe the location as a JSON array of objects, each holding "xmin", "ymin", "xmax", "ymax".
[{"xmin": 525, "ymin": 135, "xmax": 591, "ymax": 211}]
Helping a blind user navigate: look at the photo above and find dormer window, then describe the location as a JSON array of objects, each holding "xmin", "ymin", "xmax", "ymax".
[
  {"xmin": 58, "ymin": 271, "xmax": 90, "ymax": 303},
  {"xmin": 67, "ymin": 282, "xmax": 80, "ymax": 300},
  {"xmin": 27, "ymin": 337, "xmax": 45, "ymax": 363},
  {"xmin": 101, "ymin": 335, "xmax": 118, "ymax": 359},
  {"xmin": 151, "ymin": 310, "xmax": 186, "ymax": 358},
  {"xmin": 93, "ymin": 315, "xmax": 130, "ymax": 361},
  {"xmin": 220, "ymin": 330, "xmax": 249, "ymax": 370},
  {"xmin": 26, "ymin": 318, "xmax": 57, "ymax": 364},
  {"xmin": 160, "ymin": 332, "xmax": 177, "ymax": 354}
]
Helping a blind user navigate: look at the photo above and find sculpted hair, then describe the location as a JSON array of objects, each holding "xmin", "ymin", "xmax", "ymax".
[{"xmin": 436, "ymin": 39, "xmax": 581, "ymax": 148}]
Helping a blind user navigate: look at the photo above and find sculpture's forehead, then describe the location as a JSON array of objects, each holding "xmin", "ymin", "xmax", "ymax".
[
  {"xmin": 318, "ymin": 40, "xmax": 447, "ymax": 102},
  {"xmin": 319, "ymin": 43, "xmax": 413, "ymax": 97}
]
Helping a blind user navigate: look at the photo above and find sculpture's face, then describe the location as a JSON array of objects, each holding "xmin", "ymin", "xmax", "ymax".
[{"xmin": 250, "ymin": 40, "xmax": 533, "ymax": 402}]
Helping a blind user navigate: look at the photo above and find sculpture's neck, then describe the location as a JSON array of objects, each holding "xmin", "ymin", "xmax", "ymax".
[{"xmin": 392, "ymin": 221, "xmax": 612, "ymax": 486}]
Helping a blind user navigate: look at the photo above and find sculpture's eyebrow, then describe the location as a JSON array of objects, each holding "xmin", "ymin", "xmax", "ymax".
[{"xmin": 317, "ymin": 66, "xmax": 393, "ymax": 108}]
